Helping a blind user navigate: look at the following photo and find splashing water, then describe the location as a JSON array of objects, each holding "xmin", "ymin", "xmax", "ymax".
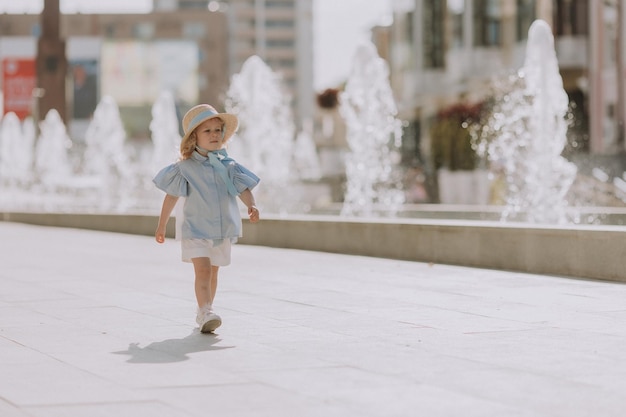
[
  {"xmin": 473, "ymin": 20, "xmax": 577, "ymax": 224},
  {"xmin": 292, "ymin": 119, "xmax": 321, "ymax": 181},
  {"xmin": 150, "ymin": 90, "xmax": 181, "ymax": 175},
  {"xmin": 0, "ymin": 95, "xmax": 166, "ymax": 212},
  {"xmin": 340, "ymin": 41, "xmax": 404, "ymax": 217},
  {"xmin": 82, "ymin": 95, "xmax": 137, "ymax": 210},
  {"xmin": 35, "ymin": 109, "xmax": 73, "ymax": 188},
  {"xmin": 0, "ymin": 113, "xmax": 66, "ymax": 210},
  {"xmin": 225, "ymin": 55, "xmax": 297, "ymax": 214},
  {"xmin": 84, "ymin": 96, "xmax": 128, "ymax": 177},
  {"xmin": 0, "ymin": 113, "xmax": 34, "ymax": 186}
]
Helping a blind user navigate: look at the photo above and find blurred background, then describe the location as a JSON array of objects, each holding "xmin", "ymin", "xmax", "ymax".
[{"xmin": 0, "ymin": 0, "xmax": 624, "ymax": 216}]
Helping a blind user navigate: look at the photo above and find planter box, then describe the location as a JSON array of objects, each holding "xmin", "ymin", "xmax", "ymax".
[{"xmin": 438, "ymin": 169, "xmax": 490, "ymax": 204}]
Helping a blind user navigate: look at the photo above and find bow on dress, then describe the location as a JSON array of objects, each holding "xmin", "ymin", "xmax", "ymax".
[{"xmin": 207, "ymin": 149, "xmax": 239, "ymax": 196}]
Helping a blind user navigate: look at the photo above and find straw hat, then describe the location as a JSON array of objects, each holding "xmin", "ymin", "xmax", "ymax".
[{"xmin": 181, "ymin": 104, "xmax": 239, "ymax": 144}]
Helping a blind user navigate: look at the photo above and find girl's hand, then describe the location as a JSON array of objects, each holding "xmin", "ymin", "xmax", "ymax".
[
  {"xmin": 155, "ymin": 225, "xmax": 167, "ymax": 243},
  {"xmin": 248, "ymin": 206, "xmax": 260, "ymax": 223}
]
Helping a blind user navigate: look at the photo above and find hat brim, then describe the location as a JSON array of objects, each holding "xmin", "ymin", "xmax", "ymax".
[{"xmin": 181, "ymin": 112, "xmax": 239, "ymax": 145}]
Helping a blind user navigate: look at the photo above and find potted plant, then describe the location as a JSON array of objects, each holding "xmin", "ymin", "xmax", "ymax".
[{"xmin": 429, "ymin": 102, "xmax": 489, "ymax": 204}]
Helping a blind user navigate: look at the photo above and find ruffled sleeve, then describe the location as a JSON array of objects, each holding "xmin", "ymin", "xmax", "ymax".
[
  {"xmin": 153, "ymin": 163, "xmax": 189, "ymax": 197},
  {"xmin": 230, "ymin": 162, "xmax": 260, "ymax": 193}
]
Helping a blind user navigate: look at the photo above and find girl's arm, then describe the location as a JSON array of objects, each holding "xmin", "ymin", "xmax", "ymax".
[
  {"xmin": 155, "ymin": 194, "xmax": 179, "ymax": 243},
  {"xmin": 239, "ymin": 189, "xmax": 259, "ymax": 223}
]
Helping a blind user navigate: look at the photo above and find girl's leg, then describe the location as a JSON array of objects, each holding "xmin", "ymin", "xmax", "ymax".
[
  {"xmin": 191, "ymin": 257, "xmax": 213, "ymax": 307},
  {"xmin": 191, "ymin": 258, "xmax": 222, "ymax": 332},
  {"xmin": 209, "ymin": 265, "xmax": 219, "ymax": 305},
  {"xmin": 191, "ymin": 257, "xmax": 221, "ymax": 307}
]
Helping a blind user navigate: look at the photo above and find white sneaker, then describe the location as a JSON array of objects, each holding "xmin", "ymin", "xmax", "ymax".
[
  {"xmin": 196, "ymin": 305, "xmax": 222, "ymax": 333},
  {"xmin": 200, "ymin": 312, "xmax": 222, "ymax": 333}
]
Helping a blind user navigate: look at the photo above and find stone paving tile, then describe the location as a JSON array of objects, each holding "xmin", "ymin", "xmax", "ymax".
[
  {"xmin": 0, "ymin": 398, "xmax": 30, "ymax": 417},
  {"xmin": 24, "ymin": 401, "xmax": 193, "ymax": 417},
  {"xmin": 2, "ymin": 221, "xmax": 626, "ymax": 417}
]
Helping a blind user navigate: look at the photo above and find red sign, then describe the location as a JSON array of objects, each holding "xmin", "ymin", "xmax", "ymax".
[{"xmin": 2, "ymin": 58, "xmax": 36, "ymax": 120}]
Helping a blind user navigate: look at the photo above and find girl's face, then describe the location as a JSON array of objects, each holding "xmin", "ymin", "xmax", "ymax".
[{"xmin": 195, "ymin": 117, "xmax": 225, "ymax": 152}]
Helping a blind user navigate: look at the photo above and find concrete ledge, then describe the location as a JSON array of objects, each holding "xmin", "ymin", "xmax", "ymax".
[
  {"xmin": 239, "ymin": 215, "xmax": 626, "ymax": 282},
  {"xmin": 1, "ymin": 211, "xmax": 175, "ymax": 238},
  {"xmin": 2, "ymin": 212, "xmax": 625, "ymax": 282}
]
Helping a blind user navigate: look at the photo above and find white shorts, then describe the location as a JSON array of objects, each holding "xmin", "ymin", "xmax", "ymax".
[{"xmin": 181, "ymin": 239, "xmax": 232, "ymax": 266}]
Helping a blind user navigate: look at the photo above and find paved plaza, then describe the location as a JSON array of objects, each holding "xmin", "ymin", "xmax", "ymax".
[{"xmin": 1, "ymin": 221, "xmax": 626, "ymax": 416}]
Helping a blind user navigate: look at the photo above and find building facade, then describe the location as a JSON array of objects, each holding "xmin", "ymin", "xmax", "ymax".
[
  {"xmin": 154, "ymin": 0, "xmax": 315, "ymax": 127},
  {"xmin": 386, "ymin": 0, "xmax": 624, "ymax": 161},
  {"xmin": 0, "ymin": 0, "xmax": 314, "ymax": 136},
  {"xmin": 0, "ymin": 8, "xmax": 228, "ymax": 138},
  {"xmin": 226, "ymin": 0, "xmax": 314, "ymax": 128}
]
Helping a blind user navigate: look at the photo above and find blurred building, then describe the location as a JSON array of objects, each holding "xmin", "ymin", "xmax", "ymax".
[
  {"xmin": 154, "ymin": 0, "xmax": 314, "ymax": 128},
  {"xmin": 384, "ymin": 0, "xmax": 624, "ymax": 163},
  {"xmin": 0, "ymin": 8, "xmax": 227, "ymax": 139},
  {"xmin": 0, "ymin": 0, "xmax": 313, "ymax": 136},
  {"xmin": 225, "ymin": 0, "xmax": 313, "ymax": 129}
]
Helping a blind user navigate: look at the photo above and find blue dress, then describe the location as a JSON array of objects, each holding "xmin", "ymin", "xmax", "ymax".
[{"xmin": 153, "ymin": 150, "xmax": 260, "ymax": 244}]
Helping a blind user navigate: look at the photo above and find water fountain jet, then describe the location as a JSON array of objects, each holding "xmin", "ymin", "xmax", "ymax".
[
  {"xmin": 473, "ymin": 20, "xmax": 578, "ymax": 224},
  {"xmin": 0, "ymin": 113, "xmax": 34, "ymax": 187},
  {"xmin": 225, "ymin": 55, "xmax": 324, "ymax": 214},
  {"xmin": 0, "ymin": 26, "xmax": 624, "ymax": 282},
  {"xmin": 339, "ymin": 41, "xmax": 404, "ymax": 217},
  {"xmin": 149, "ymin": 90, "xmax": 180, "ymax": 175}
]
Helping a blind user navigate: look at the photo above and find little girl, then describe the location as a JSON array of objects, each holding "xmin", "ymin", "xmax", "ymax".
[{"xmin": 153, "ymin": 104, "xmax": 260, "ymax": 333}]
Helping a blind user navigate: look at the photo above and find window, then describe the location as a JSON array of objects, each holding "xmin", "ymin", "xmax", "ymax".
[
  {"xmin": 406, "ymin": 10, "xmax": 414, "ymax": 44},
  {"xmin": 268, "ymin": 58, "xmax": 295, "ymax": 68},
  {"xmin": 133, "ymin": 22, "xmax": 155, "ymax": 40},
  {"xmin": 267, "ymin": 39, "xmax": 294, "ymax": 48},
  {"xmin": 423, "ymin": 0, "xmax": 445, "ymax": 68},
  {"xmin": 31, "ymin": 23, "xmax": 41, "ymax": 37},
  {"xmin": 183, "ymin": 22, "xmax": 206, "ymax": 38},
  {"xmin": 400, "ymin": 120, "xmax": 422, "ymax": 166},
  {"xmin": 179, "ymin": 0, "xmax": 209, "ymax": 9},
  {"xmin": 266, "ymin": 19, "xmax": 294, "ymax": 28},
  {"xmin": 266, "ymin": 1, "xmax": 292, "ymax": 8},
  {"xmin": 448, "ymin": 0, "xmax": 464, "ymax": 49},
  {"xmin": 517, "ymin": 0, "xmax": 535, "ymax": 41},
  {"xmin": 474, "ymin": 0, "xmax": 501, "ymax": 46},
  {"xmin": 554, "ymin": 0, "xmax": 588, "ymax": 36},
  {"xmin": 105, "ymin": 24, "xmax": 116, "ymax": 38}
]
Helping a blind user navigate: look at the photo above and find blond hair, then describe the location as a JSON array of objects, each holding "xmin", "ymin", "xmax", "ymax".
[{"xmin": 179, "ymin": 117, "xmax": 225, "ymax": 160}]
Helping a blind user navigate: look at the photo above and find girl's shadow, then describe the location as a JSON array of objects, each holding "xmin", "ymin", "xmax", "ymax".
[{"xmin": 113, "ymin": 329, "xmax": 234, "ymax": 363}]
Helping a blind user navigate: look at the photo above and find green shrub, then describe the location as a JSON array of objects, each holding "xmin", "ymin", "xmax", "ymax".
[{"xmin": 430, "ymin": 102, "xmax": 483, "ymax": 171}]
